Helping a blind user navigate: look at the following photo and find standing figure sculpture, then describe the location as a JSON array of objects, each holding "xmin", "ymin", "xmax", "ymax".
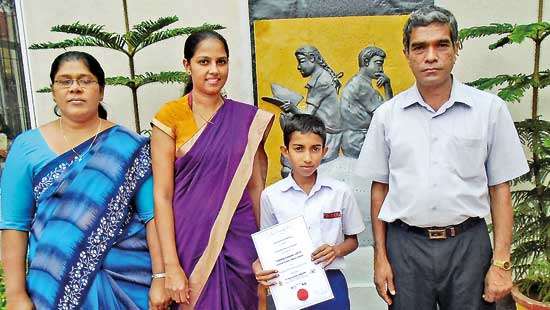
[
  {"xmin": 277, "ymin": 45, "xmax": 343, "ymax": 177},
  {"xmin": 340, "ymin": 46, "xmax": 393, "ymax": 158}
]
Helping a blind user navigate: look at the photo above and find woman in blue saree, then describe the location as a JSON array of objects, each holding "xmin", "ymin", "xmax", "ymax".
[{"xmin": 0, "ymin": 51, "xmax": 170, "ymax": 309}]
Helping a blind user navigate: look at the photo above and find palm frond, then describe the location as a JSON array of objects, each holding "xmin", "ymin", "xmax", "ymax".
[
  {"xmin": 29, "ymin": 37, "xmax": 120, "ymax": 50},
  {"xmin": 127, "ymin": 16, "xmax": 179, "ymax": 48},
  {"xmin": 135, "ymin": 23, "xmax": 224, "ymax": 52},
  {"xmin": 508, "ymin": 21, "xmax": 550, "ymax": 43},
  {"xmin": 134, "ymin": 71, "xmax": 188, "ymax": 88},
  {"xmin": 459, "ymin": 23, "xmax": 514, "ymax": 41},
  {"xmin": 466, "ymin": 73, "xmax": 531, "ymax": 103},
  {"xmin": 497, "ymin": 79, "xmax": 531, "ymax": 102},
  {"xmin": 51, "ymin": 22, "xmax": 125, "ymax": 50},
  {"xmin": 511, "ymin": 167, "xmax": 534, "ymax": 185},
  {"xmin": 539, "ymin": 70, "xmax": 550, "ymax": 89},
  {"xmin": 466, "ymin": 74, "xmax": 524, "ymax": 90},
  {"xmin": 105, "ymin": 76, "xmax": 133, "ymax": 87},
  {"xmin": 488, "ymin": 36, "xmax": 511, "ymax": 49},
  {"xmin": 105, "ymin": 72, "xmax": 188, "ymax": 88},
  {"xmin": 516, "ymin": 119, "xmax": 550, "ymax": 157},
  {"xmin": 36, "ymin": 86, "xmax": 52, "ymax": 93}
]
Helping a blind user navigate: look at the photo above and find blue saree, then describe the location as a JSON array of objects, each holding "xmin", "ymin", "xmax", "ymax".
[{"xmin": 0, "ymin": 126, "xmax": 154, "ymax": 309}]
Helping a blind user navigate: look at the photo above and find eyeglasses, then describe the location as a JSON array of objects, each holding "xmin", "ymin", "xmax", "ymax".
[{"xmin": 53, "ymin": 79, "xmax": 99, "ymax": 88}]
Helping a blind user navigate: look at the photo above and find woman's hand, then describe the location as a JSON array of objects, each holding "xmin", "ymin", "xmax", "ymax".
[
  {"xmin": 7, "ymin": 291, "xmax": 34, "ymax": 310},
  {"xmin": 149, "ymin": 278, "xmax": 171, "ymax": 309},
  {"xmin": 252, "ymin": 259, "xmax": 279, "ymax": 287},
  {"xmin": 165, "ymin": 264, "xmax": 190, "ymax": 304}
]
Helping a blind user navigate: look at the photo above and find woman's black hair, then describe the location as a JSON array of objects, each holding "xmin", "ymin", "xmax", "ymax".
[
  {"xmin": 183, "ymin": 31, "xmax": 229, "ymax": 95},
  {"xmin": 50, "ymin": 51, "xmax": 108, "ymax": 119}
]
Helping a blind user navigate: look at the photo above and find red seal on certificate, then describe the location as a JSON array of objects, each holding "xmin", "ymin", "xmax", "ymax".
[{"xmin": 297, "ymin": 288, "xmax": 309, "ymax": 301}]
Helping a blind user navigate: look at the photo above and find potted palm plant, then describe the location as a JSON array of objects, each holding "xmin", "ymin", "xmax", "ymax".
[{"xmin": 459, "ymin": 0, "xmax": 549, "ymax": 308}]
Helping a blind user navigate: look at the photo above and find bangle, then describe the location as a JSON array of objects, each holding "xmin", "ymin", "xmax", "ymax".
[{"xmin": 151, "ymin": 272, "xmax": 166, "ymax": 279}]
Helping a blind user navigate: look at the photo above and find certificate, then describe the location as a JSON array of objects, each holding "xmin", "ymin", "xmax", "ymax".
[{"xmin": 252, "ymin": 217, "xmax": 334, "ymax": 310}]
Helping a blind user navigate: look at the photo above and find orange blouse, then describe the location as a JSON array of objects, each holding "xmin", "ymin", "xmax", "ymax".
[{"xmin": 151, "ymin": 95, "xmax": 198, "ymax": 149}]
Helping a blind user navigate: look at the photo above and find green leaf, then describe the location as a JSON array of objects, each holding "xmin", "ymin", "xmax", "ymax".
[
  {"xmin": 29, "ymin": 22, "xmax": 126, "ymax": 52},
  {"xmin": 51, "ymin": 22, "xmax": 125, "ymax": 50},
  {"xmin": 459, "ymin": 23, "xmax": 514, "ymax": 41},
  {"xmin": 461, "ymin": 22, "xmax": 550, "ymax": 51},
  {"xmin": 29, "ymin": 37, "xmax": 121, "ymax": 50},
  {"xmin": 539, "ymin": 70, "xmax": 550, "ymax": 89},
  {"xmin": 135, "ymin": 23, "xmax": 224, "ymax": 52},
  {"xmin": 509, "ymin": 22, "xmax": 550, "ymax": 44},
  {"xmin": 36, "ymin": 86, "xmax": 52, "ymax": 93},
  {"xmin": 105, "ymin": 72, "xmax": 189, "ymax": 88},
  {"xmin": 105, "ymin": 76, "xmax": 133, "ymax": 87},
  {"xmin": 497, "ymin": 81, "xmax": 530, "ymax": 103},
  {"xmin": 134, "ymin": 71, "xmax": 189, "ymax": 88},
  {"xmin": 488, "ymin": 36, "xmax": 511, "ymax": 49},
  {"xmin": 1, "ymin": 265, "xmax": 6, "ymax": 308},
  {"xmin": 466, "ymin": 73, "xmax": 532, "ymax": 102},
  {"xmin": 128, "ymin": 16, "xmax": 179, "ymax": 47},
  {"xmin": 466, "ymin": 74, "xmax": 521, "ymax": 90}
]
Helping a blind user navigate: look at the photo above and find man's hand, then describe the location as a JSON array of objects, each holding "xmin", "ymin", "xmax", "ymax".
[
  {"xmin": 374, "ymin": 254, "xmax": 396, "ymax": 305},
  {"xmin": 483, "ymin": 265, "xmax": 512, "ymax": 303}
]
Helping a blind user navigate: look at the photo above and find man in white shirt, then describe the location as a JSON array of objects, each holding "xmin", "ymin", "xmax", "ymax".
[{"xmin": 357, "ymin": 5, "xmax": 529, "ymax": 310}]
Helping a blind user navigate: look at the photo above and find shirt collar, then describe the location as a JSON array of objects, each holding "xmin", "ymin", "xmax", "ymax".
[
  {"xmin": 279, "ymin": 172, "xmax": 334, "ymax": 195},
  {"xmin": 402, "ymin": 76, "xmax": 472, "ymax": 110}
]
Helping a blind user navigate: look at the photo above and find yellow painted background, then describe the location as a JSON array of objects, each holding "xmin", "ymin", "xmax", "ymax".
[{"xmin": 254, "ymin": 15, "xmax": 415, "ymax": 185}]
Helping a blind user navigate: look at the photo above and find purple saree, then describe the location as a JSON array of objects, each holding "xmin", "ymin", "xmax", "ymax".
[{"xmin": 172, "ymin": 99, "xmax": 272, "ymax": 310}]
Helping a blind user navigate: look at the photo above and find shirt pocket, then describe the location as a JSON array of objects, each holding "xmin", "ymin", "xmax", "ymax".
[
  {"xmin": 320, "ymin": 210, "xmax": 343, "ymax": 244},
  {"xmin": 451, "ymin": 136, "xmax": 485, "ymax": 179}
]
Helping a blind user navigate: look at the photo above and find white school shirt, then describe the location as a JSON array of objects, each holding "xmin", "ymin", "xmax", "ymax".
[
  {"xmin": 356, "ymin": 78, "xmax": 529, "ymax": 227},
  {"xmin": 260, "ymin": 174, "xmax": 365, "ymax": 270}
]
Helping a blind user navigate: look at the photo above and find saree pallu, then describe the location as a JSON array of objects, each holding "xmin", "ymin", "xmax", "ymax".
[
  {"xmin": 27, "ymin": 126, "xmax": 153, "ymax": 310},
  {"xmin": 173, "ymin": 100, "xmax": 272, "ymax": 310}
]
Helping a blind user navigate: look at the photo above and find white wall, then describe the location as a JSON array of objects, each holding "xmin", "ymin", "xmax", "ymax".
[
  {"xmin": 21, "ymin": 1, "xmax": 548, "ymax": 130},
  {"xmin": 20, "ymin": 0, "xmax": 254, "ymax": 130},
  {"xmin": 437, "ymin": 0, "xmax": 549, "ymax": 121}
]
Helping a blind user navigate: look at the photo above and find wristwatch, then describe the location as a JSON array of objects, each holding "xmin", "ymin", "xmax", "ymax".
[{"xmin": 492, "ymin": 259, "xmax": 512, "ymax": 271}]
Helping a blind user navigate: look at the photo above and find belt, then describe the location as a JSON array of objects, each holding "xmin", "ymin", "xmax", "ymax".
[{"xmin": 393, "ymin": 217, "xmax": 483, "ymax": 240}]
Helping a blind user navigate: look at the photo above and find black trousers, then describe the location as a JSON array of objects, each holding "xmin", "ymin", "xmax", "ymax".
[{"xmin": 386, "ymin": 219, "xmax": 496, "ymax": 310}]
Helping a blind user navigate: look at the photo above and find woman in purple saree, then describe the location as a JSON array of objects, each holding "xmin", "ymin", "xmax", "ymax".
[{"xmin": 151, "ymin": 31, "xmax": 272, "ymax": 309}]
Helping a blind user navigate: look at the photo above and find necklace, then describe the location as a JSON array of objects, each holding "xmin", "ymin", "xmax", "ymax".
[
  {"xmin": 193, "ymin": 97, "xmax": 224, "ymax": 125},
  {"xmin": 59, "ymin": 117, "xmax": 103, "ymax": 161}
]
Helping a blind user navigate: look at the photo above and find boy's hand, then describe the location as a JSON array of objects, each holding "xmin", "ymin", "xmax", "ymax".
[
  {"xmin": 311, "ymin": 244, "xmax": 338, "ymax": 267},
  {"xmin": 252, "ymin": 259, "xmax": 279, "ymax": 287}
]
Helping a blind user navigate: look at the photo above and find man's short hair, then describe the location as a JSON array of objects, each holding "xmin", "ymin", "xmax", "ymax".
[
  {"xmin": 402, "ymin": 5, "xmax": 459, "ymax": 51},
  {"xmin": 283, "ymin": 114, "xmax": 327, "ymax": 147},
  {"xmin": 358, "ymin": 46, "xmax": 386, "ymax": 68}
]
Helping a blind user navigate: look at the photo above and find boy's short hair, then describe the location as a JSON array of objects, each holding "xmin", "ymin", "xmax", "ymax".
[{"xmin": 283, "ymin": 114, "xmax": 327, "ymax": 147}]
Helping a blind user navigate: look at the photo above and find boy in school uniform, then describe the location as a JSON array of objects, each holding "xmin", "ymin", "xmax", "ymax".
[{"xmin": 253, "ymin": 114, "xmax": 365, "ymax": 309}]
